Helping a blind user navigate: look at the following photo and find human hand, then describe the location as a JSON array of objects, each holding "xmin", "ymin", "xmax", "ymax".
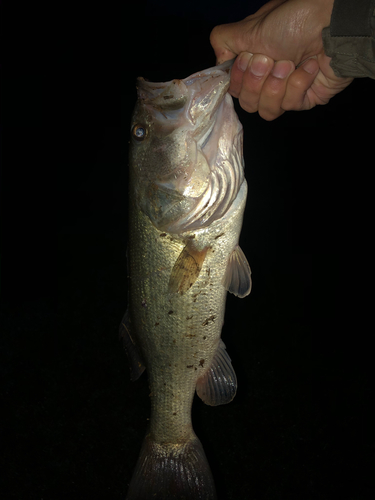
[
  {"xmin": 210, "ymin": 0, "xmax": 353, "ymax": 119},
  {"xmin": 228, "ymin": 51, "xmax": 353, "ymax": 120}
]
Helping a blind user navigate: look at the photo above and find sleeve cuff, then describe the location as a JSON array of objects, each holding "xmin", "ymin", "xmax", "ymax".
[{"xmin": 322, "ymin": 0, "xmax": 375, "ymax": 79}]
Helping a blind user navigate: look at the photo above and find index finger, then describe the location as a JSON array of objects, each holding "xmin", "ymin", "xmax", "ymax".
[
  {"xmin": 229, "ymin": 52, "xmax": 253, "ymax": 97},
  {"xmin": 210, "ymin": 23, "xmax": 241, "ymax": 64}
]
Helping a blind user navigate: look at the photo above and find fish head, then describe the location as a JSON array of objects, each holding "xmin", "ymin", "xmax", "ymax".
[{"xmin": 129, "ymin": 60, "xmax": 244, "ymax": 233}]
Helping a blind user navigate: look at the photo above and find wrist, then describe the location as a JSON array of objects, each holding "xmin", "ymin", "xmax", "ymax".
[{"xmin": 318, "ymin": 0, "xmax": 335, "ymax": 28}]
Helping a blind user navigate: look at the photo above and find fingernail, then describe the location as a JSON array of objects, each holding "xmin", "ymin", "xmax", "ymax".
[
  {"xmin": 302, "ymin": 58, "xmax": 318, "ymax": 75},
  {"xmin": 271, "ymin": 60, "xmax": 293, "ymax": 79},
  {"xmin": 249, "ymin": 54, "xmax": 271, "ymax": 77},
  {"xmin": 237, "ymin": 52, "xmax": 252, "ymax": 72}
]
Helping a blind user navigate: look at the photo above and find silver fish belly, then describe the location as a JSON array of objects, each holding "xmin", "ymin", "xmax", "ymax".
[{"xmin": 121, "ymin": 60, "xmax": 252, "ymax": 500}]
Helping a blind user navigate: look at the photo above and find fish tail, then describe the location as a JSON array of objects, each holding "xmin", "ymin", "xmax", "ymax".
[{"xmin": 126, "ymin": 433, "xmax": 217, "ymax": 500}]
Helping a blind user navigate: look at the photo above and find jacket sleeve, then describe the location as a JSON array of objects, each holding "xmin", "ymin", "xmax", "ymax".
[{"xmin": 322, "ymin": 0, "xmax": 375, "ymax": 79}]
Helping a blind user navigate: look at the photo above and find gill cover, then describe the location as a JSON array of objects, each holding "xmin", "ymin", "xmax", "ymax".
[{"xmin": 130, "ymin": 60, "xmax": 245, "ymax": 234}]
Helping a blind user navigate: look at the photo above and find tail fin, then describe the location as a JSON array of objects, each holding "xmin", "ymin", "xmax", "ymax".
[{"xmin": 126, "ymin": 433, "xmax": 217, "ymax": 500}]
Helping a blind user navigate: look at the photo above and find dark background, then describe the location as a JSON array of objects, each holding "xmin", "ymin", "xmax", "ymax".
[{"xmin": 1, "ymin": 1, "xmax": 374, "ymax": 499}]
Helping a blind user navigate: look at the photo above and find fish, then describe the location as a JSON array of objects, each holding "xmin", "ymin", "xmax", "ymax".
[{"xmin": 120, "ymin": 59, "xmax": 252, "ymax": 500}]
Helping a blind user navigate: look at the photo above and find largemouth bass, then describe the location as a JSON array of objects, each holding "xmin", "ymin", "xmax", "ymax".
[{"xmin": 121, "ymin": 60, "xmax": 252, "ymax": 500}]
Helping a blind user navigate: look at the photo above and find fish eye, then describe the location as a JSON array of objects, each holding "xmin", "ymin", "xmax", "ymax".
[{"xmin": 132, "ymin": 124, "xmax": 147, "ymax": 142}]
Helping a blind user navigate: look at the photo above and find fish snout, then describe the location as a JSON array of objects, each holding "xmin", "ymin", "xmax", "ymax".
[{"xmin": 137, "ymin": 78, "xmax": 189, "ymax": 112}]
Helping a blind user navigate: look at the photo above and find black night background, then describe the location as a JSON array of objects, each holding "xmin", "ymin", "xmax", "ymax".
[{"xmin": 1, "ymin": 1, "xmax": 374, "ymax": 499}]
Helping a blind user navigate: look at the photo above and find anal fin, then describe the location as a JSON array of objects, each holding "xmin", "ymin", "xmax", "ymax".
[
  {"xmin": 196, "ymin": 340, "xmax": 237, "ymax": 406},
  {"xmin": 119, "ymin": 309, "xmax": 145, "ymax": 381},
  {"xmin": 223, "ymin": 244, "xmax": 252, "ymax": 298}
]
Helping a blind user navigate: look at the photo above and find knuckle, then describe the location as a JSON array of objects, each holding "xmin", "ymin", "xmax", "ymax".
[
  {"xmin": 242, "ymin": 76, "xmax": 262, "ymax": 95},
  {"xmin": 288, "ymin": 74, "xmax": 308, "ymax": 91},
  {"xmin": 239, "ymin": 96, "xmax": 258, "ymax": 114},
  {"xmin": 259, "ymin": 107, "xmax": 283, "ymax": 122},
  {"xmin": 281, "ymin": 95, "xmax": 302, "ymax": 111},
  {"xmin": 209, "ymin": 24, "xmax": 225, "ymax": 46},
  {"xmin": 280, "ymin": 100, "xmax": 294, "ymax": 111},
  {"xmin": 209, "ymin": 26, "xmax": 219, "ymax": 43},
  {"xmin": 229, "ymin": 88, "xmax": 240, "ymax": 98},
  {"xmin": 264, "ymin": 77, "xmax": 286, "ymax": 97}
]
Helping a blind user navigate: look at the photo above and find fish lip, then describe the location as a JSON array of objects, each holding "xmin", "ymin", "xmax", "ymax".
[
  {"xmin": 182, "ymin": 59, "xmax": 234, "ymax": 86},
  {"xmin": 136, "ymin": 60, "xmax": 234, "ymax": 112},
  {"xmin": 136, "ymin": 78, "xmax": 170, "ymax": 98},
  {"xmin": 136, "ymin": 78, "xmax": 188, "ymax": 107}
]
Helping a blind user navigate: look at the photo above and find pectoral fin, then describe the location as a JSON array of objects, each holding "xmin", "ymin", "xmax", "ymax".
[
  {"xmin": 223, "ymin": 245, "xmax": 252, "ymax": 298},
  {"xmin": 119, "ymin": 309, "xmax": 145, "ymax": 381},
  {"xmin": 168, "ymin": 241, "xmax": 209, "ymax": 295},
  {"xmin": 196, "ymin": 340, "xmax": 237, "ymax": 406}
]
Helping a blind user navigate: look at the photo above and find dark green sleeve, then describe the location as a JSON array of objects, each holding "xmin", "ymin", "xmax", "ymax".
[{"xmin": 322, "ymin": 0, "xmax": 375, "ymax": 78}]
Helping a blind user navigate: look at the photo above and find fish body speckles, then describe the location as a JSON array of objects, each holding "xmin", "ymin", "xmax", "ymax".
[{"xmin": 120, "ymin": 60, "xmax": 252, "ymax": 499}]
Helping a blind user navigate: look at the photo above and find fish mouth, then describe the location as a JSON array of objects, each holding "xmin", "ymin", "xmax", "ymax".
[
  {"xmin": 183, "ymin": 60, "xmax": 236, "ymax": 164},
  {"xmin": 136, "ymin": 60, "xmax": 233, "ymax": 125},
  {"xmin": 136, "ymin": 60, "xmax": 236, "ymax": 185},
  {"xmin": 182, "ymin": 59, "xmax": 233, "ymax": 125}
]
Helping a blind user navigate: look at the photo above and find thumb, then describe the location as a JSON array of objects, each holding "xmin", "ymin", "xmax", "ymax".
[
  {"xmin": 210, "ymin": 0, "xmax": 287, "ymax": 64},
  {"xmin": 210, "ymin": 21, "xmax": 254, "ymax": 64}
]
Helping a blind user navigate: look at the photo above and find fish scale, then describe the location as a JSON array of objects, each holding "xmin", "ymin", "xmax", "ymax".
[{"xmin": 123, "ymin": 60, "xmax": 252, "ymax": 499}]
